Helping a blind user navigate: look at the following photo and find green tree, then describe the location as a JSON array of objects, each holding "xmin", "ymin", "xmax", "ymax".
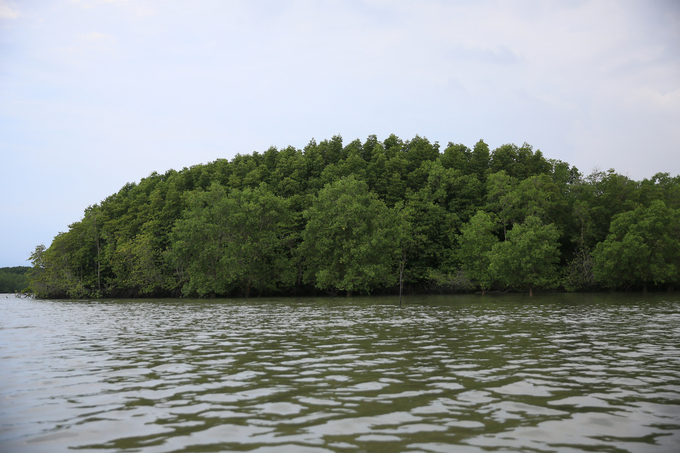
[
  {"xmin": 513, "ymin": 175, "xmax": 565, "ymax": 222},
  {"xmin": 81, "ymin": 206, "xmax": 106, "ymax": 293},
  {"xmin": 401, "ymin": 188, "xmax": 460, "ymax": 283},
  {"xmin": 469, "ymin": 139, "xmax": 491, "ymax": 181},
  {"xmin": 300, "ymin": 176, "xmax": 402, "ymax": 296},
  {"xmin": 0, "ymin": 267, "xmax": 30, "ymax": 293},
  {"xmin": 560, "ymin": 199, "xmax": 596, "ymax": 291},
  {"xmin": 489, "ymin": 216, "xmax": 561, "ymax": 296},
  {"xmin": 170, "ymin": 183, "xmax": 293, "ymax": 297},
  {"xmin": 111, "ymin": 233, "xmax": 166, "ymax": 295},
  {"xmin": 636, "ymin": 172, "xmax": 680, "ymax": 210},
  {"xmin": 486, "ymin": 170, "xmax": 518, "ymax": 239},
  {"xmin": 440, "ymin": 142, "xmax": 471, "ymax": 172},
  {"xmin": 592, "ymin": 200, "xmax": 680, "ymax": 292},
  {"xmin": 27, "ymin": 236, "xmax": 89, "ymax": 299},
  {"xmin": 489, "ymin": 143, "xmax": 551, "ymax": 180},
  {"xmin": 421, "ymin": 160, "xmax": 483, "ymax": 222},
  {"xmin": 402, "ymin": 135, "xmax": 441, "ymax": 191},
  {"xmin": 456, "ymin": 211, "xmax": 498, "ymax": 294},
  {"xmin": 577, "ymin": 169, "xmax": 639, "ymax": 245}
]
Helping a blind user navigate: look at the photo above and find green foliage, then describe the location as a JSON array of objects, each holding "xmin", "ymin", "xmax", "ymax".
[
  {"xmin": 593, "ymin": 200, "xmax": 680, "ymax": 291},
  {"xmin": 300, "ymin": 176, "xmax": 403, "ymax": 294},
  {"xmin": 486, "ymin": 170, "xmax": 518, "ymax": 238},
  {"xmin": 562, "ymin": 247, "xmax": 595, "ymax": 292},
  {"xmin": 400, "ymin": 189, "xmax": 460, "ymax": 283},
  {"xmin": 456, "ymin": 211, "xmax": 498, "ymax": 293},
  {"xmin": 170, "ymin": 183, "xmax": 294, "ymax": 297},
  {"xmin": 27, "ymin": 242, "xmax": 84, "ymax": 299},
  {"xmin": 489, "ymin": 143, "xmax": 552, "ymax": 180},
  {"xmin": 576, "ymin": 169, "xmax": 639, "ymax": 247},
  {"xmin": 636, "ymin": 173, "xmax": 680, "ymax": 210},
  {"xmin": 422, "ymin": 160, "xmax": 484, "ymax": 222},
  {"xmin": 111, "ymin": 233, "xmax": 167, "ymax": 295},
  {"xmin": 26, "ymin": 132, "xmax": 679, "ymax": 298},
  {"xmin": 0, "ymin": 266, "xmax": 30, "ymax": 292},
  {"xmin": 489, "ymin": 216, "xmax": 561, "ymax": 295},
  {"xmin": 487, "ymin": 171, "xmax": 567, "ymax": 237}
]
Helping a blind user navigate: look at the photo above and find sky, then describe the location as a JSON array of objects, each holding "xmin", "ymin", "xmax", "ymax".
[{"xmin": 1, "ymin": 0, "xmax": 679, "ymax": 267}]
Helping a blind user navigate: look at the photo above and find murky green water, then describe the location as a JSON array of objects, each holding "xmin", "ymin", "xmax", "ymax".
[{"xmin": 1, "ymin": 293, "xmax": 680, "ymax": 452}]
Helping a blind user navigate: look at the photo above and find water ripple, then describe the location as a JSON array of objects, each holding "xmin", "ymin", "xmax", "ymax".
[{"xmin": 1, "ymin": 293, "xmax": 680, "ymax": 452}]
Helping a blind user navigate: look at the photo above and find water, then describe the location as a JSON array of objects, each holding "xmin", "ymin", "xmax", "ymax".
[{"xmin": 1, "ymin": 293, "xmax": 680, "ymax": 453}]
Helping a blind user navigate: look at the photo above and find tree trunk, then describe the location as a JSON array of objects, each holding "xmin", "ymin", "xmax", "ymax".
[
  {"xmin": 399, "ymin": 260, "xmax": 404, "ymax": 308},
  {"xmin": 347, "ymin": 290, "xmax": 353, "ymax": 298},
  {"xmin": 529, "ymin": 287, "xmax": 533, "ymax": 297}
]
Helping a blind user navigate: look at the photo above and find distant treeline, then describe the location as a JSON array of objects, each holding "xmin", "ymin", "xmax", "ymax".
[
  {"xmin": 1, "ymin": 266, "xmax": 30, "ymax": 293},
  {"xmin": 27, "ymin": 134, "xmax": 680, "ymax": 298}
]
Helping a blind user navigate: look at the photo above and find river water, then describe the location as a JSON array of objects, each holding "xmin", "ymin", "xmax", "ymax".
[{"xmin": 1, "ymin": 293, "xmax": 680, "ymax": 452}]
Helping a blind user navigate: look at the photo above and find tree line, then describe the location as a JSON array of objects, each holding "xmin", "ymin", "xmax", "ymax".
[
  {"xmin": 0, "ymin": 266, "xmax": 30, "ymax": 293},
  {"xmin": 26, "ymin": 134, "xmax": 680, "ymax": 298}
]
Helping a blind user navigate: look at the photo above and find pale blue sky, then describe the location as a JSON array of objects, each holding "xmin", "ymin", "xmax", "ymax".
[{"xmin": 1, "ymin": 0, "xmax": 679, "ymax": 267}]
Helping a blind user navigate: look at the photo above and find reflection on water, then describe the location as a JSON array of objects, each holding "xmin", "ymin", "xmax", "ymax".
[{"xmin": 1, "ymin": 293, "xmax": 680, "ymax": 452}]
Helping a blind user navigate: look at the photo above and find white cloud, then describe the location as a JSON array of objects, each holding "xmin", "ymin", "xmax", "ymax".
[
  {"xmin": 82, "ymin": 31, "xmax": 108, "ymax": 41},
  {"xmin": 69, "ymin": 0, "xmax": 156, "ymax": 17},
  {"xmin": 0, "ymin": 0, "xmax": 19, "ymax": 19}
]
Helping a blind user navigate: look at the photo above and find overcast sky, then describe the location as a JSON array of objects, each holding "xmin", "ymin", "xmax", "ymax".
[{"xmin": 1, "ymin": 0, "xmax": 679, "ymax": 267}]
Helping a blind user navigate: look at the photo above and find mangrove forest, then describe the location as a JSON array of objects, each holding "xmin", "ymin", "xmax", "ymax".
[{"xmin": 26, "ymin": 134, "xmax": 680, "ymax": 298}]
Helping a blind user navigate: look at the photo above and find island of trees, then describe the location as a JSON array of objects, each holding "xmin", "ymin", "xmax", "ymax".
[{"xmin": 26, "ymin": 134, "xmax": 680, "ymax": 299}]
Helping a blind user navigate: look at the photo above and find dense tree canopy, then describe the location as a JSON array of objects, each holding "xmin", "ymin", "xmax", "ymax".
[
  {"xmin": 0, "ymin": 267, "xmax": 30, "ymax": 293},
  {"xmin": 25, "ymin": 134, "xmax": 680, "ymax": 298},
  {"xmin": 593, "ymin": 200, "xmax": 680, "ymax": 292},
  {"xmin": 456, "ymin": 211, "xmax": 497, "ymax": 294},
  {"xmin": 300, "ymin": 176, "xmax": 403, "ymax": 295},
  {"xmin": 170, "ymin": 183, "xmax": 294, "ymax": 297},
  {"xmin": 488, "ymin": 216, "xmax": 561, "ymax": 296}
]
